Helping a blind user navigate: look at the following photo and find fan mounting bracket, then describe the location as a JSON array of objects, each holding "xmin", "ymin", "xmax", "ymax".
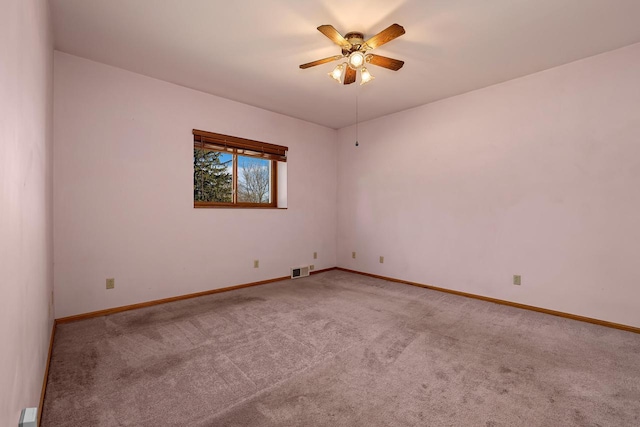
[{"xmin": 343, "ymin": 31, "xmax": 365, "ymax": 54}]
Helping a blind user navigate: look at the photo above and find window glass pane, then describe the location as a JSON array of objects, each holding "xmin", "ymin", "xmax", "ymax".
[
  {"xmin": 194, "ymin": 148, "xmax": 233, "ymax": 203},
  {"xmin": 237, "ymin": 156, "xmax": 271, "ymax": 204}
]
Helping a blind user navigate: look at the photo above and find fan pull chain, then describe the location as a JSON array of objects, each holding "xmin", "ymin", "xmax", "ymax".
[{"xmin": 355, "ymin": 86, "xmax": 359, "ymax": 147}]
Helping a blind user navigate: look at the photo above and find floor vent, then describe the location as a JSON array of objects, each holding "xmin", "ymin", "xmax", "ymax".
[{"xmin": 291, "ymin": 266, "xmax": 310, "ymax": 279}]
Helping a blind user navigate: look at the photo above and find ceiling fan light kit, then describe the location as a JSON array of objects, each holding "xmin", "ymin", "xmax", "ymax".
[{"xmin": 300, "ymin": 23, "xmax": 405, "ymax": 85}]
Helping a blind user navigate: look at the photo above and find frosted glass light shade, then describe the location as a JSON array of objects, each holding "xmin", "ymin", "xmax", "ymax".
[
  {"xmin": 360, "ymin": 66, "xmax": 375, "ymax": 85},
  {"xmin": 348, "ymin": 51, "xmax": 365, "ymax": 69},
  {"xmin": 328, "ymin": 63, "xmax": 345, "ymax": 83}
]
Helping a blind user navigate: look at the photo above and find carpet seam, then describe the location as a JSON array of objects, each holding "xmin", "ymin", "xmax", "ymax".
[{"xmin": 205, "ymin": 340, "xmax": 362, "ymax": 421}]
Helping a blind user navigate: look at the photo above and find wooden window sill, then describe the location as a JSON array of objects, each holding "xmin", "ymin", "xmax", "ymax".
[{"xmin": 194, "ymin": 204, "xmax": 287, "ymax": 209}]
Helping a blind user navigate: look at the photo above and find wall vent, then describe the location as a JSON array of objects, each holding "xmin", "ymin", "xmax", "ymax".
[{"xmin": 291, "ymin": 266, "xmax": 310, "ymax": 279}]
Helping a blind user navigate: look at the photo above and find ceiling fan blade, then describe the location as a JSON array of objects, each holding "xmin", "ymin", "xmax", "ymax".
[
  {"xmin": 317, "ymin": 25, "xmax": 351, "ymax": 49},
  {"xmin": 299, "ymin": 55, "xmax": 343, "ymax": 69},
  {"xmin": 343, "ymin": 67, "xmax": 356, "ymax": 85},
  {"xmin": 367, "ymin": 54, "xmax": 404, "ymax": 71},
  {"xmin": 363, "ymin": 23, "xmax": 405, "ymax": 50}
]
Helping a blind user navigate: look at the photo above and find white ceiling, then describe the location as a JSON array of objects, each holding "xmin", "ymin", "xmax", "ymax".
[{"xmin": 51, "ymin": 0, "xmax": 640, "ymax": 129}]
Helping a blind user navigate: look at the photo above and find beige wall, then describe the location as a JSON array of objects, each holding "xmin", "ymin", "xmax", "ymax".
[
  {"xmin": 0, "ymin": 0, "xmax": 54, "ymax": 424},
  {"xmin": 53, "ymin": 52, "xmax": 338, "ymax": 318},
  {"xmin": 337, "ymin": 43, "xmax": 640, "ymax": 327}
]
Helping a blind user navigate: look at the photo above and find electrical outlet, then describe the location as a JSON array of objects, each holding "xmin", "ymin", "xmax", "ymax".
[
  {"xmin": 352, "ymin": 251, "xmax": 356, "ymax": 259},
  {"xmin": 310, "ymin": 264, "xmax": 315, "ymax": 271},
  {"xmin": 313, "ymin": 252, "xmax": 318, "ymax": 259},
  {"xmin": 513, "ymin": 275, "xmax": 521, "ymax": 286},
  {"xmin": 379, "ymin": 256, "xmax": 384, "ymax": 264},
  {"xmin": 106, "ymin": 278, "xmax": 115, "ymax": 289},
  {"xmin": 254, "ymin": 260, "xmax": 259, "ymax": 268},
  {"xmin": 19, "ymin": 407, "xmax": 37, "ymax": 427}
]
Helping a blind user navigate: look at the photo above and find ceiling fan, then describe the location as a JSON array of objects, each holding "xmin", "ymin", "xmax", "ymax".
[{"xmin": 300, "ymin": 24, "xmax": 406, "ymax": 85}]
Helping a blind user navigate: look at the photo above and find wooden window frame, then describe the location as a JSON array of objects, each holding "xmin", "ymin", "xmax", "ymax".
[{"xmin": 193, "ymin": 129, "xmax": 287, "ymax": 209}]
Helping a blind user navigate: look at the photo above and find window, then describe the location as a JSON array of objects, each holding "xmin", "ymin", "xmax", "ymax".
[{"xmin": 193, "ymin": 129, "xmax": 287, "ymax": 208}]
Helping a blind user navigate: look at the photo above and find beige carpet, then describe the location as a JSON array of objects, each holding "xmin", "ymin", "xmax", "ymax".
[{"xmin": 42, "ymin": 270, "xmax": 640, "ymax": 426}]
